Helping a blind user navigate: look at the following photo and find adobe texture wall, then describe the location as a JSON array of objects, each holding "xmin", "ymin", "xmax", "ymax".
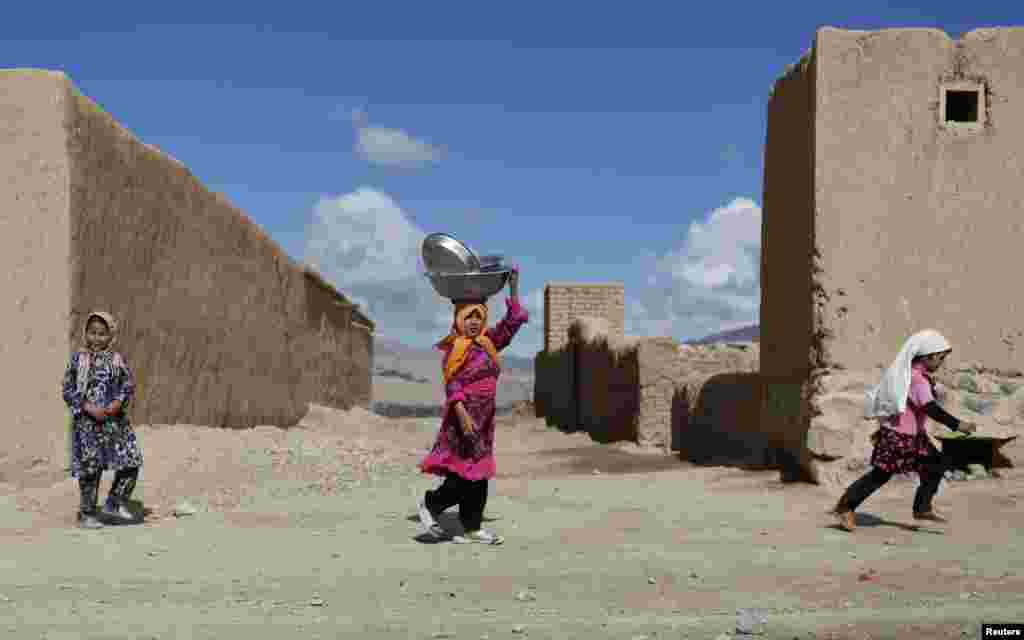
[
  {"xmin": 759, "ymin": 44, "xmax": 819, "ymax": 472},
  {"xmin": 1, "ymin": 69, "xmax": 373, "ymax": 466},
  {"xmin": 762, "ymin": 27, "xmax": 1024, "ymax": 480},
  {"xmin": 0, "ymin": 70, "xmax": 74, "ymax": 466},
  {"xmin": 814, "ymin": 26, "xmax": 1024, "ymax": 372}
]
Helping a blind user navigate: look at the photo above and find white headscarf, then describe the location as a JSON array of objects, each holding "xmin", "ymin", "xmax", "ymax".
[{"xmin": 864, "ymin": 329, "xmax": 951, "ymax": 418}]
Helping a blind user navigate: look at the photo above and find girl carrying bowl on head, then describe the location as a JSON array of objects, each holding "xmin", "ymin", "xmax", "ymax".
[{"xmin": 417, "ymin": 267, "xmax": 528, "ymax": 545}]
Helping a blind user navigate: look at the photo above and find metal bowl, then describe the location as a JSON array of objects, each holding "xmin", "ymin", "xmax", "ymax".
[
  {"xmin": 421, "ymin": 233, "xmax": 480, "ymax": 274},
  {"xmin": 426, "ymin": 270, "xmax": 511, "ymax": 301},
  {"xmin": 478, "ymin": 254, "xmax": 504, "ymax": 270}
]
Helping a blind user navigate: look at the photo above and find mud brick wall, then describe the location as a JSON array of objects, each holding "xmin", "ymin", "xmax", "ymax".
[
  {"xmin": 1, "ymin": 70, "xmax": 74, "ymax": 466},
  {"xmin": 539, "ymin": 317, "xmax": 682, "ymax": 450},
  {"xmin": 673, "ymin": 345, "xmax": 764, "ymax": 465},
  {"xmin": 535, "ymin": 304, "xmax": 767, "ymax": 456},
  {"xmin": 812, "ymin": 27, "xmax": 1024, "ymax": 375},
  {"xmin": 570, "ymin": 323, "xmax": 640, "ymax": 444},
  {"xmin": 1, "ymin": 69, "xmax": 373, "ymax": 465},
  {"xmin": 759, "ymin": 43, "xmax": 819, "ymax": 472},
  {"xmin": 635, "ymin": 338, "xmax": 686, "ymax": 449},
  {"xmin": 543, "ymin": 283, "xmax": 624, "ymax": 353},
  {"xmin": 533, "ymin": 347, "xmax": 575, "ymax": 428}
]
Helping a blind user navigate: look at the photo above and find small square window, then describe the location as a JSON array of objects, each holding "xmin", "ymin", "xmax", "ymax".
[
  {"xmin": 940, "ymin": 83, "xmax": 985, "ymax": 129},
  {"xmin": 945, "ymin": 90, "xmax": 979, "ymax": 123}
]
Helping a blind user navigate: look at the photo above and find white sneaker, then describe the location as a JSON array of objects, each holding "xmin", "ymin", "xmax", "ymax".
[
  {"xmin": 102, "ymin": 500, "xmax": 135, "ymax": 523},
  {"xmin": 417, "ymin": 500, "xmax": 449, "ymax": 539},
  {"xmin": 453, "ymin": 529, "xmax": 505, "ymax": 545},
  {"xmin": 417, "ymin": 499, "xmax": 438, "ymax": 530}
]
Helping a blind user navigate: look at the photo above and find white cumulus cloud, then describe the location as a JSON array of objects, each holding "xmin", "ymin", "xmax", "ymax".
[
  {"xmin": 301, "ymin": 187, "xmax": 535, "ymax": 355},
  {"xmin": 303, "ymin": 187, "xmax": 442, "ymax": 338},
  {"xmin": 630, "ymin": 197, "xmax": 762, "ymax": 342},
  {"xmin": 351, "ymin": 108, "xmax": 444, "ymax": 169}
]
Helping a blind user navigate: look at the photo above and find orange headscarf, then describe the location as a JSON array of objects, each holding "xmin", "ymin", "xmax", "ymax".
[{"xmin": 436, "ymin": 301, "xmax": 501, "ymax": 384}]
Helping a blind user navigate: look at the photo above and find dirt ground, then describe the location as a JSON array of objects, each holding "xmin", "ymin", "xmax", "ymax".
[{"xmin": 1, "ymin": 406, "xmax": 1022, "ymax": 639}]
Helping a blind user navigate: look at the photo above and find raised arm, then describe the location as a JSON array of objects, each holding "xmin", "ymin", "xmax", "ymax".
[{"xmin": 485, "ymin": 297, "xmax": 529, "ymax": 352}]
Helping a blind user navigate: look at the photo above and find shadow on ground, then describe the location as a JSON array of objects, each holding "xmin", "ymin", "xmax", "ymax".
[{"xmin": 821, "ymin": 510, "xmax": 945, "ymax": 534}]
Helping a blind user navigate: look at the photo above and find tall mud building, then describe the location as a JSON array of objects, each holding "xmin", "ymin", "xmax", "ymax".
[{"xmin": 760, "ymin": 27, "xmax": 1024, "ymax": 472}]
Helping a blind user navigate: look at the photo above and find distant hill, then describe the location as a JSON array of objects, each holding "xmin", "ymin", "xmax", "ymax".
[
  {"xmin": 686, "ymin": 324, "xmax": 759, "ymax": 345},
  {"xmin": 374, "ymin": 323, "xmax": 759, "ymax": 370},
  {"xmin": 373, "ymin": 335, "xmax": 534, "ymax": 373}
]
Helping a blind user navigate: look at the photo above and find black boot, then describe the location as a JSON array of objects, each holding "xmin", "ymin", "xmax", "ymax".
[
  {"xmin": 78, "ymin": 474, "xmax": 103, "ymax": 529},
  {"xmin": 103, "ymin": 468, "xmax": 139, "ymax": 523}
]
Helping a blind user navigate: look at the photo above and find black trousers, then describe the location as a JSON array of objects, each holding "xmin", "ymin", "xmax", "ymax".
[
  {"xmin": 424, "ymin": 473, "xmax": 488, "ymax": 532},
  {"xmin": 78, "ymin": 467, "xmax": 139, "ymax": 515},
  {"xmin": 840, "ymin": 452, "xmax": 951, "ymax": 514}
]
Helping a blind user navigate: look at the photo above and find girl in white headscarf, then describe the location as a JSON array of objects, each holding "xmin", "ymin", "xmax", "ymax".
[
  {"xmin": 62, "ymin": 311, "xmax": 144, "ymax": 529},
  {"xmin": 833, "ymin": 329, "xmax": 976, "ymax": 532}
]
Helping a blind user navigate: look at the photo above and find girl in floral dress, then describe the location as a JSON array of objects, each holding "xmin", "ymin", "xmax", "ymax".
[
  {"xmin": 62, "ymin": 311, "xmax": 145, "ymax": 529},
  {"xmin": 833, "ymin": 329, "xmax": 977, "ymax": 532},
  {"xmin": 417, "ymin": 268, "xmax": 528, "ymax": 545}
]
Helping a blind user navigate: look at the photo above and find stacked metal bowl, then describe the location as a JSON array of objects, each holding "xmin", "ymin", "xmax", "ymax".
[{"xmin": 422, "ymin": 233, "xmax": 511, "ymax": 301}]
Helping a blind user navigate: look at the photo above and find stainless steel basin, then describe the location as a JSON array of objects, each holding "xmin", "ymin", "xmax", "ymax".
[{"xmin": 421, "ymin": 233, "xmax": 480, "ymax": 274}]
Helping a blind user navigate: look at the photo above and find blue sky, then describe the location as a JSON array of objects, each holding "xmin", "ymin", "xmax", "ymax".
[{"xmin": 5, "ymin": 3, "xmax": 1019, "ymax": 357}]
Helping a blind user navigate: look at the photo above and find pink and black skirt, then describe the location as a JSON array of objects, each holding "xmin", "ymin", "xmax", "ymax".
[{"xmin": 869, "ymin": 426, "xmax": 937, "ymax": 475}]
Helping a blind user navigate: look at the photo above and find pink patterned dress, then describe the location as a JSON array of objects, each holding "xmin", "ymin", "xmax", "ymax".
[
  {"xmin": 870, "ymin": 362, "xmax": 939, "ymax": 474},
  {"xmin": 419, "ymin": 298, "xmax": 529, "ymax": 481}
]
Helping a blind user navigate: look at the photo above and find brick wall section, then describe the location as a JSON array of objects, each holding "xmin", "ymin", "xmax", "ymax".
[
  {"xmin": 1, "ymin": 69, "xmax": 374, "ymax": 466},
  {"xmin": 635, "ymin": 338, "xmax": 685, "ymax": 448},
  {"xmin": 544, "ymin": 283, "xmax": 624, "ymax": 353}
]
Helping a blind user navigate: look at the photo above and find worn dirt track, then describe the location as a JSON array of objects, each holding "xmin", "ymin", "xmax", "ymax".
[{"xmin": 1, "ymin": 408, "xmax": 1022, "ymax": 639}]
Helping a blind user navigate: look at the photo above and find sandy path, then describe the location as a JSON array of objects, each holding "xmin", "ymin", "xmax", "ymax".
[{"xmin": 1, "ymin": 408, "xmax": 1022, "ymax": 639}]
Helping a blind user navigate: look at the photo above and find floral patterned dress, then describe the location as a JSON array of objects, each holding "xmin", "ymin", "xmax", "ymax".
[
  {"xmin": 419, "ymin": 298, "xmax": 528, "ymax": 481},
  {"xmin": 62, "ymin": 351, "xmax": 144, "ymax": 478}
]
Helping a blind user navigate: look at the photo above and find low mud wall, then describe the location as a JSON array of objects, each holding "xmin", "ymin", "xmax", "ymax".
[
  {"xmin": 535, "ymin": 318, "xmax": 767, "ymax": 457},
  {"xmin": 534, "ymin": 348, "xmax": 576, "ymax": 432},
  {"xmin": 675, "ymin": 372, "xmax": 772, "ymax": 466},
  {"xmin": 572, "ymin": 321, "xmax": 641, "ymax": 444},
  {"xmin": 670, "ymin": 345, "xmax": 771, "ymax": 467}
]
